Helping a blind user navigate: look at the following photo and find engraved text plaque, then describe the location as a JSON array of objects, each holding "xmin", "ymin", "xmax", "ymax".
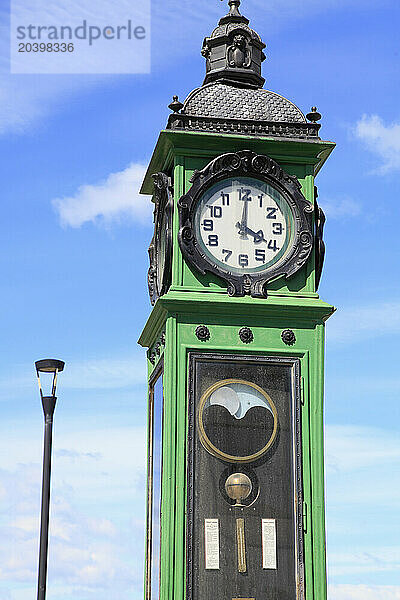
[
  {"xmin": 262, "ymin": 519, "xmax": 277, "ymax": 569},
  {"xmin": 205, "ymin": 518, "xmax": 220, "ymax": 570}
]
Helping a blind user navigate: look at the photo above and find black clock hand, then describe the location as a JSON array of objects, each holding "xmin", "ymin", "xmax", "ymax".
[
  {"xmin": 248, "ymin": 227, "xmax": 266, "ymax": 244},
  {"xmin": 237, "ymin": 199, "xmax": 249, "ymax": 239},
  {"xmin": 236, "ymin": 224, "xmax": 266, "ymax": 244}
]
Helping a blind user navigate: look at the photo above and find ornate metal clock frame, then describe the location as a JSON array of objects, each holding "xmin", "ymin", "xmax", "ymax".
[
  {"xmin": 148, "ymin": 172, "xmax": 174, "ymax": 305},
  {"xmin": 178, "ymin": 150, "xmax": 314, "ymax": 298}
]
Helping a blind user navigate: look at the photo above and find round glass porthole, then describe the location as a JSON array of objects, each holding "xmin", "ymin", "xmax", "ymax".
[{"xmin": 197, "ymin": 379, "xmax": 278, "ymax": 463}]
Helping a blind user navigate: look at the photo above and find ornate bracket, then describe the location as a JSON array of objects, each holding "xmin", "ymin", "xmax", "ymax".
[
  {"xmin": 314, "ymin": 186, "xmax": 326, "ymax": 291},
  {"xmin": 178, "ymin": 150, "xmax": 314, "ymax": 298},
  {"xmin": 148, "ymin": 172, "xmax": 173, "ymax": 305}
]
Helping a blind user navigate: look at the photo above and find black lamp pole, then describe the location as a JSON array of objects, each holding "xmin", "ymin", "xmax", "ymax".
[{"xmin": 35, "ymin": 359, "xmax": 65, "ymax": 600}]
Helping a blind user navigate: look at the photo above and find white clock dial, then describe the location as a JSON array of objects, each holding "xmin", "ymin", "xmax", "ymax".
[{"xmin": 194, "ymin": 177, "xmax": 294, "ymax": 274}]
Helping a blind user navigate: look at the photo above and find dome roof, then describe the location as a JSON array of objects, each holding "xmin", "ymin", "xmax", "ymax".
[
  {"xmin": 166, "ymin": 1, "xmax": 321, "ymax": 140},
  {"xmin": 183, "ymin": 82, "xmax": 307, "ymax": 123}
]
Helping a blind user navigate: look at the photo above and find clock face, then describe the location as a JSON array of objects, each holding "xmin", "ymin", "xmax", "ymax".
[{"xmin": 194, "ymin": 177, "xmax": 294, "ymax": 274}]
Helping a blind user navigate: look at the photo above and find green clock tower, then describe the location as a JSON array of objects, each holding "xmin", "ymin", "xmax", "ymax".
[{"xmin": 139, "ymin": 3, "xmax": 335, "ymax": 600}]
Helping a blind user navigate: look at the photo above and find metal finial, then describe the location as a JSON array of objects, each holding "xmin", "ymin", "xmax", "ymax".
[
  {"xmin": 168, "ymin": 95, "xmax": 183, "ymax": 113},
  {"xmin": 306, "ymin": 106, "xmax": 322, "ymax": 122},
  {"xmin": 228, "ymin": 0, "xmax": 242, "ymax": 17},
  {"xmin": 218, "ymin": 0, "xmax": 248, "ymax": 26}
]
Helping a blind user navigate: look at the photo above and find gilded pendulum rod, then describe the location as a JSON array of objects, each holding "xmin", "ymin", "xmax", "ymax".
[{"xmin": 236, "ymin": 518, "xmax": 247, "ymax": 573}]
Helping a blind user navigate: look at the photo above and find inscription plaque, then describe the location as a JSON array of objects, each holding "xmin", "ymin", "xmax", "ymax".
[
  {"xmin": 204, "ymin": 519, "xmax": 220, "ymax": 570},
  {"xmin": 262, "ymin": 519, "xmax": 277, "ymax": 569}
]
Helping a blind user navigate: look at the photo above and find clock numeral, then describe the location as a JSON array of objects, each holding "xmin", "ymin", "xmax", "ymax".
[
  {"xmin": 239, "ymin": 188, "xmax": 252, "ymax": 202},
  {"xmin": 268, "ymin": 239, "xmax": 280, "ymax": 252},
  {"xmin": 255, "ymin": 249, "xmax": 266, "ymax": 262},
  {"xmin": 272, "ymin": 222, "xmax": 283, "ymax": 235},
  {"xmin": 221, "ymin": 192, "xmax": 230, "ymax": 206},
  {"xmin": 207, "ymin": 235, "xmax": 219, "ymax": 247},
  {"xmin": 238, "ymin": 254, "xmax": 249, "ymax": 267},
  {"xmin": 222, "ymin": 249, "xmax": 232, "ymax": 262},
  {"xmin": 266, "ymin": 207, "xmax": 278, "ymax": 219},
  {"xmin": 202, "ymin": 219, "xmax": 214, "ymax": 231},
  {"xmin": 207, "ymin": 206, "xmax": 222, "ymax": 218},
  {"xmin": 258, "ymin": 194, "xmax": 264, "ymax": 208}
]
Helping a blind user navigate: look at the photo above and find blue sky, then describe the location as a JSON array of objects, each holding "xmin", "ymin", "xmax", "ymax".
[{"xmin": 0, "ymin": 0, "xmax": 400, "ymax": 599}]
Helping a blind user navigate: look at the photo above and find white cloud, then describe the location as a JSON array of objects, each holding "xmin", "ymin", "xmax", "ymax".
[
  {"xmin": 325, "ymin": 425, "xmax": 400, "ymax": 508},
  {"xmin": 354, "ymin": 114, "xmax": 400, "ymax": 173},
  {"xmin": 327, "ymin": 301, "xmax": 400, "ymax": 344},
  {"xmin": 325, "ymin": 424, "xmax": 400, "ymax": 474},
  {"xmin": 328, "ymin": 547, "xmax": 400, "ymax": 577},
  {"xmin": 320, "ymin": 197, "xmax": 361, "ymax": 220},
  {"xmin": 0, "ymin": 351, "xmax": 148, "ymax": 401},
  {"xmin": 53, "ymin": 163, "xmax": 152, "ymax": 228},
  {"xmin": 325, "ymin": 426, "xmax": 400, "ymax": 583},
  {"xmin": 326, "ymin": 375, "xmax": 400, "ymax": 395},
  {"xmin": 329, "ymin": 584, "xmax": 400, "ymax": 600},
  {"xmin": 0, "ymin": 424, "xmax": 146, "ymax": 599},
  {"xmin": 0, "ymin": 73, "xmax": 102, "ymax": 137},
  {"xmin": 55, "ymin": 449, "xmax": 102, "ymax": 460},
  {"xmin": 62, "ymin": 353, "xmax": 148, "ymax": 389}
]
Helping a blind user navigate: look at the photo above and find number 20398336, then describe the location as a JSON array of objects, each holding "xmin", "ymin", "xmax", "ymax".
[{"xmin": 18, "ymin": 42, "xmax": 74, "ymax": 52}]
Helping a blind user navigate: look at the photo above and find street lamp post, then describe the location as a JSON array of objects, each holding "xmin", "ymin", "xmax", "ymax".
[{"xmin": 35, "ymin": 359, "xmax": 65, "ymax": 600}]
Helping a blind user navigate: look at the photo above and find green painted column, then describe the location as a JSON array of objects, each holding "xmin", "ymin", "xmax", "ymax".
[{"xmin": 139, "ymin": 4, "xmax": 335, "ymax": 600}]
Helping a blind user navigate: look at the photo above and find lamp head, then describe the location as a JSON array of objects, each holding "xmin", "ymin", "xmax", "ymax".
[{"xmin": 35, "ymin": 359, "xmax": 65, "ymax": 400}]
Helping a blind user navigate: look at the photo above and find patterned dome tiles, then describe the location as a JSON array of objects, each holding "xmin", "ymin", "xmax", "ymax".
[{"xmin": 183, "ymin": 83, "xmax": 306, "ymax": 124}]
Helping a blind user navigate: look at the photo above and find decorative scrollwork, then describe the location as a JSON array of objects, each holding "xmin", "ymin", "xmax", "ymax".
[
  {"xmin": 147, "ymin": 239, "xmax": 157, "ymax": 306},
  {"xmin": 147, "ymin": 172, "xmax": 174, "ymax": 305},
  {"xmin": 147, "ymin": 349, "xmax": 156, "ymax": 365},
  {"xmin": 152, "ymin": 172, "xmax": 169, "ymax": 204},
  {"xmin": 314, "ymin": 187, "xmax": 326, "ymax": 291},
  {"xmin": 178, "ymin": 150, "xmax": 314, "ymax": 298},
  {"xmin": 181, "ymin": 227, "xmax": 194, "ymax": 243}
]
